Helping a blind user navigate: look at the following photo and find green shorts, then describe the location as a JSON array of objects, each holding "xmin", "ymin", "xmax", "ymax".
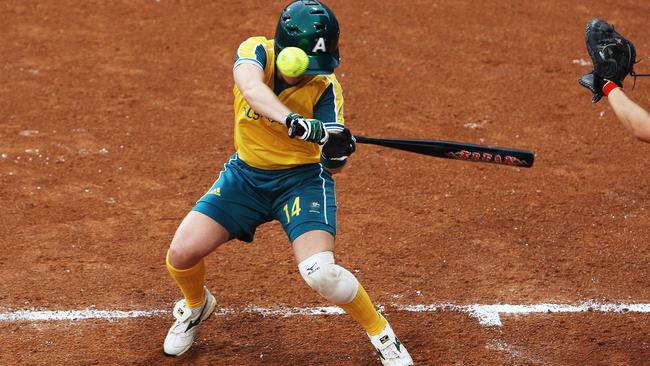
[{"xmin": 193, "ymin": 153, "xmax": 337, "ymax": 242}]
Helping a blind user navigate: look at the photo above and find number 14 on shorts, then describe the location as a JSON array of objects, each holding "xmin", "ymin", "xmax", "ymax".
[{"xmin": 283, "ymin": 196, "xmax": 301, "ymax": 223}]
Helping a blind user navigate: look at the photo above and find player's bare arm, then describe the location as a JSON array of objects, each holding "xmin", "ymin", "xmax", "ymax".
[
  {"xmin": 234, "ymin": 62, "xmax": 328, "ymax": 144},
  {"xmin": 233, "ymin": 63, "xmax": 292, "ymax": 124},
  {"xmin": 607, "ymin": 88, "xmax": 650, "ymax": 142}
]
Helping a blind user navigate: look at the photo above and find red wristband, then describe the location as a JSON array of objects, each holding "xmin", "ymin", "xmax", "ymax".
[{"xmin": 602, "ymin": 81, "xmax": 619, "ymax": 97}]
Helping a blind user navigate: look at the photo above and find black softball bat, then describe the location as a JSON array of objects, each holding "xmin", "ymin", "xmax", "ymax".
[{"xmin": 353, "ymin": 135, "xmax": 535, "ymax": 168}]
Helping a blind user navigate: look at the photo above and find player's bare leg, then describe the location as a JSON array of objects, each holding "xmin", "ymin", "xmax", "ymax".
[
  {"xmin": 293, "ymin": 230, "xmax": 414, "ymax": 365},
  {"xmin": 163, "ymin": 211, "xmax": 229, "ymax": 356}
]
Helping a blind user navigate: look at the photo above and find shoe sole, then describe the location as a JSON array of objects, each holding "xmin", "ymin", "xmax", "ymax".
[{"xmin": 163, "ymin": 294, "xmax": 217, "ymax": 357}]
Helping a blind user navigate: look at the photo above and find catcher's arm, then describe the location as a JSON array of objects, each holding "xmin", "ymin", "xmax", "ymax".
[{"xmin": 607, "ymin": 87, "xmax": 650, "ymax": 142}]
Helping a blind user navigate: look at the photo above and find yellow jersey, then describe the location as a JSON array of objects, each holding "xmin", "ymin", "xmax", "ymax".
[{"xmin": 233, "ymin": 36, "xmax": 345, "ymax": 169}]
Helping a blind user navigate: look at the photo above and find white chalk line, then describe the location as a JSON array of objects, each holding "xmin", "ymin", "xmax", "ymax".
[
  {"xmin": 0, "ymin": 309, "xmax": 167, "ymax": 322},
  {"xmin": 399, "ymin": 302, "xmax": 650, "ymax": 326},
  {"xmin": 1, "ymin": 302, "xmax": 649, "ymax": 326}
]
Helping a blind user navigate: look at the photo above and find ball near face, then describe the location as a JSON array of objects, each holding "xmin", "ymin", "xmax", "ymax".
[{"xmin": 276, "ymin": 47, "xmax": 309, "ymax": 77}]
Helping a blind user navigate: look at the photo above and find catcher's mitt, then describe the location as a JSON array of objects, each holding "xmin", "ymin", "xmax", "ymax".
[
  {"xmin": 579, "ymin": 18, "xmax": 637, "ymax": 103},
  {"xmin": 586, "ymin": 18, "xmax": 637, "ymax": 86}
]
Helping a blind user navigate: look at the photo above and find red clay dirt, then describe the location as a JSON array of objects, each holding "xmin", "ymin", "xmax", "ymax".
[{"xmin": 1, "ymin": 0, "xmax": 649, "ymax": 365}]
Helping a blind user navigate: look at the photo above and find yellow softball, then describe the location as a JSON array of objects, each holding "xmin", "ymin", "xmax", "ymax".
[{"xmin": 276, "ymin": 47, "xmax": 309, "ymax": 77}]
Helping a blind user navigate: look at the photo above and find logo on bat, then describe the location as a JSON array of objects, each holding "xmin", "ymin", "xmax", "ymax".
[{"xmin": 446, "ymin": 150, "xmax": 530, "ymax": 166}]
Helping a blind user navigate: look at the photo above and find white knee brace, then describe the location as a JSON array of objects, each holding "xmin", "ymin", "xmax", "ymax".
[{"xmin": 298, "ymin": 251, "xmax": 359, "ymax": 305}]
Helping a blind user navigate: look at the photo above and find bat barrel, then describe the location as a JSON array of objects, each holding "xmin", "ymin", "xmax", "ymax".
[{"xmin": 353, "ymin": 135, "xmax": 535, "ymax": 168}]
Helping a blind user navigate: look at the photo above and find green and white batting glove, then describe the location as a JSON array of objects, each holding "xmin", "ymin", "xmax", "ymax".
[{"xmin": 285, "ymin": 112, "xmax": 329, "ymax": 145}]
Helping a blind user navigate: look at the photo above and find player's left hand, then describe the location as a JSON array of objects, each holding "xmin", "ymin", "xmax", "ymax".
[
  {"xmin": 322, "ymin": 128, "xmax": 356, "ymax": 161},
  {"xmin": 285, "ymin": 113, "xmax": 329, "ymax": 145},
  {"xmin": 320, "ymin": 128, "xmax": 355, "ymax": 169}
]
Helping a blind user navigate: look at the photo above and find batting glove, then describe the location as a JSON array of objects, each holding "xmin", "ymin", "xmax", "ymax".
[
  {"xmin": 285, "ymin": 113, "xmax": 329, "ymax": 145},
  {"xmin": 321, "ymin": 128, "xmax": 356, "ymax": 169}
]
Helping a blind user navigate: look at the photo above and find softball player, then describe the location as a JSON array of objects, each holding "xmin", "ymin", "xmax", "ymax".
[{"xmin": 162, "ymin": 1, "xmax": 413, "ymax": 365}]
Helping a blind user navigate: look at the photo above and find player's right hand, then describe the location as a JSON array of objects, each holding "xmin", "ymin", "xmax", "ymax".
[{"xmin": 285, "ymin": 113, "xmax": 329, "ymax": 145}]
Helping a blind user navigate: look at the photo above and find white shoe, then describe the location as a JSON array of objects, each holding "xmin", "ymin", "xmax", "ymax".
[
  {"xmin": 369, "ymin": 321, "xmax": 414, "ymax": 365},
  {"xmin": 163, "ymin": 287, "xmax": 217, "ymax": 356}
]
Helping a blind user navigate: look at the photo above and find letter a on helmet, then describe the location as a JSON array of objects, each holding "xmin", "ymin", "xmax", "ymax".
[
  {"xmin": 312, "ymin": 37, "xmax": 327, "ymax": 52},
  {"xmin": 275, "ymin": 0, "xmax": 340, "ymax": 75}
]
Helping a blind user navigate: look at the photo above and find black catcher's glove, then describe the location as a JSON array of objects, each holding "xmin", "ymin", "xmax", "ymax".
[
  {"xmin": 321, "ymin": 128, "xmax": 356, "ymax": 169},
  {"xmin": 579, "ymin": 18, "xmax": 637, "ymax": 103},
  {"xmin": 579, "ymin": 72, "xmax": 606, "ymax": 103}
]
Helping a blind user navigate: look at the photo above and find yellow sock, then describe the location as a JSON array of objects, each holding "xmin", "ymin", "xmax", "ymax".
[
  {"xmin": 340, "ymin": 283, "xmax": 388, "ymax": 336},
  {"xmin": 165, "ymin": 251, "xmax": 206, "ymax": 308}
]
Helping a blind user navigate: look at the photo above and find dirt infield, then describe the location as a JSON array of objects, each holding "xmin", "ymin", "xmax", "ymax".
[{"xmin": 2, "ymin": 0, "xmax": 649, "ymax": 365}]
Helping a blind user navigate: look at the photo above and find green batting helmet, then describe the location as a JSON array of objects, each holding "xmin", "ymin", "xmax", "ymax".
[{"xmin": 275, "ymin": 0, "xmax": 340, "ymax": 75}]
